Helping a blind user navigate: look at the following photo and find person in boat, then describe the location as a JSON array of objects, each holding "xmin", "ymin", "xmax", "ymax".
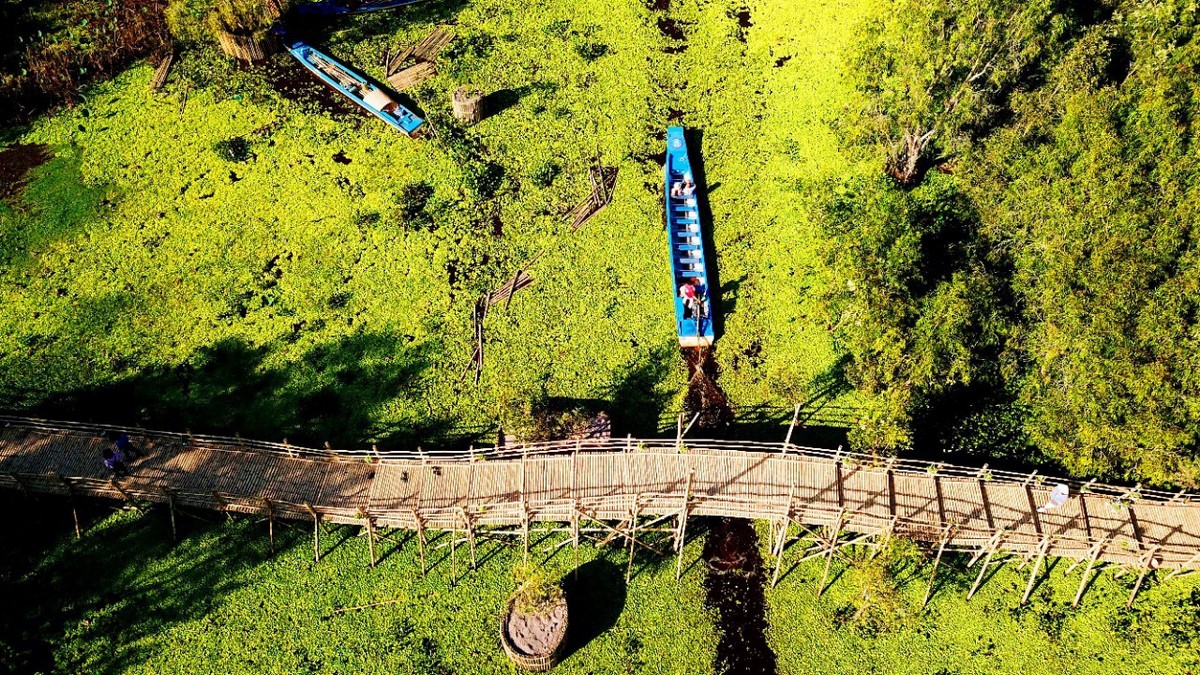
[
  {"xmin": 681, "ymin": 173, "xmax": 696, "ymax": 197},
  {"xmin": 680, "ymin": 278, "xmax": 702, "ymax": 318},
  {"xmin": 670, "ymin": 181, "xmax": 683, "ymax": 198}
]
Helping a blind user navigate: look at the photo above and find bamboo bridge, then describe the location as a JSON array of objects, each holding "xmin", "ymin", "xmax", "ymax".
[{"xmin": 2, "ymin": 415, "xmax": 1199, "ymax": 607}]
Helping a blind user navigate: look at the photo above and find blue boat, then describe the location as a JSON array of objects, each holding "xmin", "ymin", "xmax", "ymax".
[
  {"xmin": 665, "ymin": 126, "xmax": 716, "ymax": 349},
  {"xmin": 292, "ymin": 0, "xmax": 425, "ymax": 17},
  {"xmin": 286, "ymin": 41, "xmax": 424, "ymax": 136}
]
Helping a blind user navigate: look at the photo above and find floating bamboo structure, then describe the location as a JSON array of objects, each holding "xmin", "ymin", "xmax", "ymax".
[{"xmin": 2, "ymin": 415, "xmax": 1198, "ymax": 605}]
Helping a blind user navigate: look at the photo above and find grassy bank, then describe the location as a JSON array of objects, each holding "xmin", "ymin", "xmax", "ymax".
[
  {"xmin": 762, "ymin": 524, "xmax": 1200, "ymax": 675},
  {"xmin": 0, "ymin": 495, "xmax": 715, "ymax": 673}
]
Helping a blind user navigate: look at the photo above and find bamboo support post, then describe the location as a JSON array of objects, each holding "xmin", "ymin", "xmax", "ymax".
[
  {"xmin": 626, "ymin": 494, "xmax": 641, "ymax": 584},
  {"xmin": 1072, "ymin": 539, "xmax": 1106, "ymax": 607},
  {"xmin": 771, "ymin": 483, "xmax": 796, "ymax": 587},
  {"xmin": 967, "ymin": 530, "xmax": 1005, "ymax": 601},
  {"xmin": 783, "ymin": 403, "xmax": 801, "ymax": 450},
  {"xmin": 1166, "ymin": 550, "xmax": 1200, "ymax": 580},
  {"xmin": 676, "ymin": 470, "xmax": 694, "ymax": 580},
  {"xmin": 1021, "ymin": 536, "xmax": 1052, "ymax": 605},
  {"xmin": 415, "ymin": 511, "xmax": 428, "ymax": 576},
  {"xmin": 922, "ymin": 526, "xmax": 953, "ymax": 608},
  {"xmin": 57, "ymin": 474, "xmax": 80, "ymax": 539},
  {"xmin": 305, "ymin": 503, "xmax": 320, "ymax": 563},
  {"xmin": 1127, "ymin": 546, "xmax": 1160, "ymax": 608},
  {"xmin": 261, "ymin": 498, "xmax": 276, "ymax": 554},
  {"xmin": 818, "ymin": 510, "xmax": 846, "ymax": 597},
  {"xmin": 366, "ymin": 516, "xmax": 377, "ymax": 568},
  {"xmin": 460, "ymin": 507, "xmax": 477, "ymax": 570}
]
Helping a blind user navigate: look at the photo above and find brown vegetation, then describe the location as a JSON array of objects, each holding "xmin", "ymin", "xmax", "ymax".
[{"xmin": 0, "ymin": 0, "xmax": 170, "ymax": 123}]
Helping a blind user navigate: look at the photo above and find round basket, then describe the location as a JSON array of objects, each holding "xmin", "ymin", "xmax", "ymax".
[{"xmin": 500, "ymin": 595, "xmax": 569, "ymax": 672}]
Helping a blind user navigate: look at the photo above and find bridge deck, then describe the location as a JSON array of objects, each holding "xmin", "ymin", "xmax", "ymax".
[{"xmin": 2, "ymin": 416, "xmax": 1199, "ymax": 571}]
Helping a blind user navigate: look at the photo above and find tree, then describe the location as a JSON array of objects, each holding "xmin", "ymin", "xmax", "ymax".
[
  {"xmin": 817, "ymin": 173, "xmax": 1008, "ymax": 452},
  {"xmin": 962, "ymin": 8, "xmax": 1200, "ymax": 486},
  {"xmin": 846, "ymin": 0, "xmax": 1069, "ymax": 184}
]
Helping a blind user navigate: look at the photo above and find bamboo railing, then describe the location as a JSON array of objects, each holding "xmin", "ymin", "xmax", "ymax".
[{"xmin": 2, "ymin": 415, "xmax": 1198, "ymax": 604}]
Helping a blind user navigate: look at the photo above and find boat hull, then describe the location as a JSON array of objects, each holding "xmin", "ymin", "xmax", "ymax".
[
  {"xmin": 664, "ymin": 126, "xmax": 716, "ymax": 349},
  {"xmin": 286, "ymin": 41, "xmax": 424, "ymax": 135},
  {"xmin": 292, "ymin": 0, "xmax": 425, "ymax": 17}
]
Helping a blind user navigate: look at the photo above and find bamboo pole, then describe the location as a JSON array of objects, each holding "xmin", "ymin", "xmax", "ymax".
[
  {"xmin": 366, "ymin": 516, "xmax": 377, "ymax": 568},
  {"xmin": 626, "ymin": 494, "xmax": 641, "ymax": 584},
  {"xmin": 305, "ymin": 503, "xmax": 320, "ymax": 563},
  {"xmin": 783, "ymin": 403, "xmax": 801, "ymax": 450},
  {"xmin": 1072, "ymin": 539, "xmax": 1106, "ymax": 607},
  {"xmin": 968, "ymin": 541, "xmax": 1001, "ymax": 601},
  {"xmin": 1166, "ymin": 550, "xmax": 1200, "ymax": 580},
  {"xmin": 460, "ymin": 507, "xmax": 477, "ymax": 570},
  {"xmin": 57, "ymin": 475, "xmax": 80, "ymax": 539},
  {"xmin": 1021, "ymin": 536, "xmax": 1052, "ymax": 605},
  {"xmin": 416, "ymin": 512, "xmax": 428, "ymax": 576},
  {"xmin": 1127, "ymin": 546, "xmax": 1160, "ymax": 608},
  {"xmin": 922, "ymin": 526, "xmax": 952, "ymax": 608},
  {"xmin": 771, "ymin": 483, "xmax": 796, "ymax": 587},
  {"xmin": 818, "ymin": 510, "xmax": 846, "ymax": 597},
  {"xmin": 676, "ymin": 470, "xmax": 694, "ymax": 580}
]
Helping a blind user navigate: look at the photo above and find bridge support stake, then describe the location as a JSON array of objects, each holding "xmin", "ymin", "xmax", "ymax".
[
  {"xmin": 626, "ymin": 495, "xmax": 641, "ymax": 584},
  {"xmin": 166, "ymin": 490, "xmax": 178, "ymax": 542},
  {"xmin": 415, "ymin": 511, "xmax": 428, "ymax": 577},
  {"xmin": 1127, "ymin": 546, "xmax": 1160, "ymax": 608},
  {"xmin": 305, "ymin": 504, "xmax": 320, "ymax": 563},
  {"xmin": 922, "ymin": 526, "xmax": 953, "ymax": 609},
  {"xmin": 1021, "ymin": 536, "xmax": 1052, "ymax": 605},
  {"xmin": 675, "ymin": 470, "xmax": 694, "ymax": 581},
  {"xmin": 967, "ymin": 530, "xmax": 1005, "ymax": 601},
  {"xmin": 818, "ymin": 510, "xmax": 846, "ymax": 598},
  {"xmin": 771, "ymin": 483, "xmax": 796, "ymax": 587},
  {"xmin": 1166, "ymin": 550, "xmax": 1200, "ymax": 580},
  {"xmin": 57, "ymin": 475, "xmax": 80, "ymax": 540},
  {"xmin": 1072, "ymin": 539, "xmax": 1106, "ymax": 607},
  {"xmin": 460, "ymin": 507, "xmax": 477, "ymax": 570},
  {"xmin": 262, "ymin": 499, "xmax": 276, "ymax": 555},
  {"xmin": 450, "ymin": 521, "xmax": 458, "ymax": 587},
  {"xmin": 366, "ymin": 516, "xmax": 377, "ymax": 568}
]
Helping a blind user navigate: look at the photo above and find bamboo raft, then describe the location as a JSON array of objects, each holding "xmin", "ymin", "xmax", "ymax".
[{"xmin": 2, "ymin": 415, "xmax": 1198, "ymax": 605}]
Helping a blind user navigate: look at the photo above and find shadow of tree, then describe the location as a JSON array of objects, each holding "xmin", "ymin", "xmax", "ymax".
[
  {"xmin": 604, "ymin": 343, "xmax": 678, "ymax": 437},
  {"xmin": 560, "ymin": 557, "xmax": 626, "ymax": 661},
  {"xmin": 0, "ymin": 493, "xmax": 263, "ymax": 674},
  {"xmin": 15, "ymin": 331, "xmax": 452, "ymax": 449}
]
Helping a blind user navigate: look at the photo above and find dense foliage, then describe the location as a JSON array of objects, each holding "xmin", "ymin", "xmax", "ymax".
[{"xmin": 831, "ymin": 0, "xmax": 1200, "ymax": 486}]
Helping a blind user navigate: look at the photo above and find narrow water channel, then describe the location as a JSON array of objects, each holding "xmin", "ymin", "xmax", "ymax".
[
  {"xmin": 703, "ymin": 518, "xmax": 778, "ymax": 675},
  {"xmin": 684, "ymin": 348, "xmax": 778, "ymax": 675}
]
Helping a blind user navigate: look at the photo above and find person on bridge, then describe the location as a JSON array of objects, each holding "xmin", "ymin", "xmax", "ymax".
[
  {"xmin": 102, "ymin": 448, "xmax": 128, "ymax": 478},
  {"xmin": 1037, "ymin": 483, "xmax": 1070, "ymax": 513},
  {"xmin": 107, "ymin": 430, "xmax": 137, "ymax": 459}
]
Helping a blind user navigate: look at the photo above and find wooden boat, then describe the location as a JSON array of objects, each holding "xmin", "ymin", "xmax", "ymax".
[
  {"xmin": 664, "ymin": 126, "xmax": 716, "ymax": 348},
  {"xmin": 286, "ymin": 41, "xmax": 424, "ymax": 135},
  {"xmin": 291, "ymin": 0, "xmax": 425, "ymax": 17}
]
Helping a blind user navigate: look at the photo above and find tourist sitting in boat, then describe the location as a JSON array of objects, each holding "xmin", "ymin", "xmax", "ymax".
[
  {"xmin": 680, "ymin": 278, "xmax": 701, "ymax": 318},
  {"xmin": 670, "ymin": 181, "xmax": 684, "ymax": 198},
  {"xmin": 681, "ymin": 174, "xmax": 696, "ymax": 196}
]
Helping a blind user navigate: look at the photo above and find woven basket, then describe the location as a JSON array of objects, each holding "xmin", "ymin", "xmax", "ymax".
[{"xmin": 500, "ymin": 595, "xmax": 569, "ymax": 672}]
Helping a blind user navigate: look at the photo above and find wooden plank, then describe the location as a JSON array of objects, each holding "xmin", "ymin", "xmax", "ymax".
[
  {"xmin": 150, "ymin": 51, "xmax": 175, "ymax": 91},
  {"xmin": 387, "ymin": 61, "xmax": 437, "ymax": 92}
]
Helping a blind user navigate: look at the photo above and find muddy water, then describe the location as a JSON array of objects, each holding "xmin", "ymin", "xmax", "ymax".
[
  {"xmin": 0, "ymin": 143, "xmax": 51, "ymax": 201},
  {"xmin": 683, "ymin": 349, "xmax": 777, "ymax": 674},
  {"xmin": 683, "ymin": 348, "xmax": 735, "ymax": 430},
  {"xmin": 703, "ymin": 518, "xmax": 778, "ymax": 675}
]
